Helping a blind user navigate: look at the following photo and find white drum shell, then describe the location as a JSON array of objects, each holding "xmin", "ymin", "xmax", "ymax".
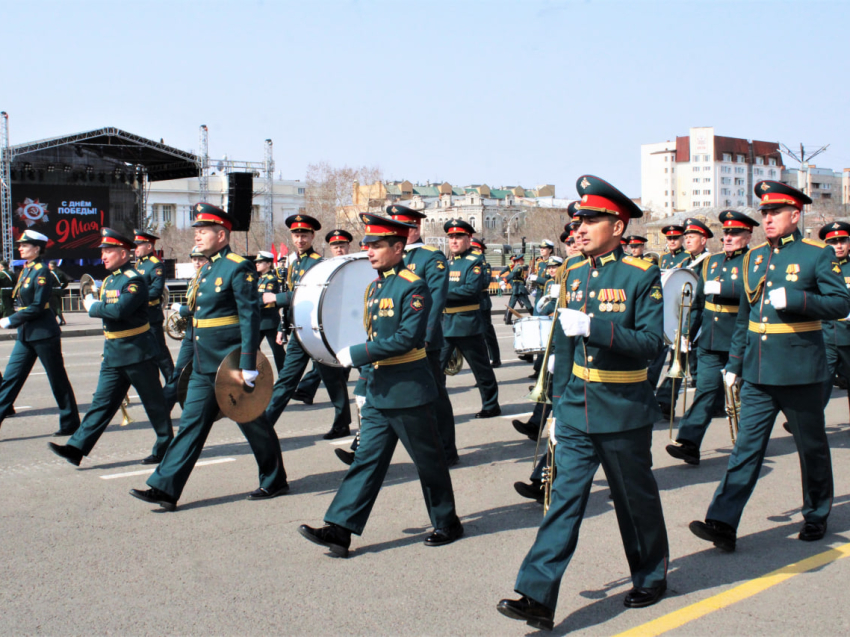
[
  {"xmin": 660, "ymin": 268, "xmax": 698, "ymax": 344},
  {"xmin": 513, "ymin": 317, "xmax": 553, "ymax": 355},
  {"xmin": 291, "ymin": 254, "xmax": 375, "ymax": 366}
]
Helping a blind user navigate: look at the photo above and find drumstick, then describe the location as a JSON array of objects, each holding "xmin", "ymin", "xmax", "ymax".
[{"xmin": 508, "ymin": 307, "xmax": 524, "ymax": 319}]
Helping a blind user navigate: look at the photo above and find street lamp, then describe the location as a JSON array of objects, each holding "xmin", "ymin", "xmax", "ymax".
[{"xmin": 505, "ymin": 210, "xmax": 524, "ymax": 247}]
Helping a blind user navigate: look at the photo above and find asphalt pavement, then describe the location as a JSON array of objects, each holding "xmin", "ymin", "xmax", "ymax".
[{"xmin": 1, "ymin": 300, "xmax": 850, "ymax": 636}]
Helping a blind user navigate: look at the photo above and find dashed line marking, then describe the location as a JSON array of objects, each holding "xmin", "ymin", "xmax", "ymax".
[{"xmin": 99, "ymin": 457, "xmax": 235, "ymax": 480}]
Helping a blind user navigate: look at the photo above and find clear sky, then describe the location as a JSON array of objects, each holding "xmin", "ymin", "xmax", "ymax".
[{"xmin": 3, "ymin": 0, "xmax": 848, "ymax": 198}]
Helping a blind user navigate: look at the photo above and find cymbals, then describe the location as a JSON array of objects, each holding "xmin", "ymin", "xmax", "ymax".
[{"xmin": 214, "ymin": 349, "xmax": 273, "ymax": 423}]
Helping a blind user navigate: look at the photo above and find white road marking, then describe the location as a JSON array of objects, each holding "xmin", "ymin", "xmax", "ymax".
[
  {"xmin": 99, "ymin": 457, "xmax": 235, "ymax": 480},
  {"xmin": 502, "ymin": 411, "xmax": 534, "ymax": 419},
  {"xmin": 329, "ymin": 437, "xmax": 356, "ymax": 446}
]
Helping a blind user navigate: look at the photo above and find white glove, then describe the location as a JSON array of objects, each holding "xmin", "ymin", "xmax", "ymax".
[
  {"xmin": 680, "ymin": 338, "xmax": 689, "ymax": 354},
  {"xmin": 768, "ymin": 287, "xmax": 787, "ymax": 310},
  {"xmin": 547, "ymin": 418, "xmax": 557, "ymax": 446},
  {"xmin": 499, "ymin": 281, "xmax": 507, "ymax": 291},
  {"xmin": 355, "ymin": 395, "xmax": 366, "ymax": 409},
  {"xmin": 241, "ymin": 369, "xmax": 259, "ymax": 387},
  {"xmin": 528, "ymin": 274, "xmax": 538, "ymax": 283},
  {"xmin": 704, "ymin": 281, "xmax": 721, "ymax": 296},
  {"xmin": 83, "ymin": 294, "xmax": 97, "ymax": 311},
  {"xmin": 171, "ymin": 302, "xmax": 182, "ymax": 313},
  {"xmin": 547, "ymin": 354, "xmax": 556, "ymax": 375},
  {"xmin": 557, "ymin": 308, "xmax": 591, "ymax": 337},
  {"xmin": 724, "ymin": 371, "xmax": 737, "ymax": 388},
  {"xmin": 0, "ymin": 317, "xmax": 11, "ymax": 329},
  {"xmin": 336, "ymin": 346, "xmax": 353, "ymax": 368},
  {"xmin": 90, "ymin": 281, "xmax": 100, "ymax": 293},
  {"xmin": 549, "ymin": 284, "xmax": 561, "ymax": 298},
  {"xmin": 535, "ymin": 297, "xmax": 549, "ymax": 314}
]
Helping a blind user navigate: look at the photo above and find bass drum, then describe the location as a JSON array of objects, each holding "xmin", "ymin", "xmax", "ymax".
[
  {"xmin": 292, "ymin": 253, "xmax": 375, "ymax": 367},
  {"xmin": 513, "ymin": 316, "xmax": 553, "ymax": 355},
  {"xmin": 660, "ymin": 268, "xmax": 698, "ymax": 344}
]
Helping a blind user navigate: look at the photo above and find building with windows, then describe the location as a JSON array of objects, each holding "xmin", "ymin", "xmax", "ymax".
[
  {"xmin": 145, "ymin": 174, "xmax": 305, "ymax": 230},
  {"xmin": 641, "ymin": 127, "xmax": 783, "ymax": 216},
  {"xmin": 780, "ymin": 165, "xmax": 847, "ymax": 206}
]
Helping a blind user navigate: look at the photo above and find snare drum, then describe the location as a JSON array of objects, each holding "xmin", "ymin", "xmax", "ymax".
[
  {"xmin": 513, "ymin": 316, "xmax": 553, "ymax": 355},
  {"xmin": 292, "ymin": 253, "xmax": 375, "ymax": 366}
]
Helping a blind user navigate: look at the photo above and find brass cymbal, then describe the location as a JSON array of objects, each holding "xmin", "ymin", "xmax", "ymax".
[
  {"xmin": 214, "ymin": 349, "xmax": 273, "ymax": 423},
  {"xmin": 179, "ymin": 360, "xmax": 224, "ymax": 421}
]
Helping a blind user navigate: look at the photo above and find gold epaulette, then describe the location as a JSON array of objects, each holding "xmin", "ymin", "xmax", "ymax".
[
  {"xmin": 465, "ymin": 254, "xmax": 478, "ymax": 261},
  {"xmin": 398, "ymin": 269, "xmax": 420, "ymax": 283},
  {"xmin": 227, "ymin": 253, "xmax": 246, "ymax": 263},
  {"xmin": 34, "ymin": 263, "xmax": 44, "ymax": 270},
  {"xmin": 622, "ymin": 256, "xmax": 652, "ymax": 271},
  {"xmin": 150, "ymin": 256, "xmax": 161, "ymax": 264},
  {"xmin": 125, "ymin": 270, "xmax": 138, "ymax": 278},
  {"xmin": 803, "ymin": 238, "xmax": 827, "ymax": 248},
  {"xmin": 422, "ymin": 245, "xmax": 438, "ymax": 251}
]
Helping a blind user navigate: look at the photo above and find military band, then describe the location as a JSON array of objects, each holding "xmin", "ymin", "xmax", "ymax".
[{"xmin": 134, "ymin": 230, "xmax": 175, "ymax": 383}]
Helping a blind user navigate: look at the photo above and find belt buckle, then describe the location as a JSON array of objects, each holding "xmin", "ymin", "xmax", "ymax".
[
  {"xmin": 583, "ymin": 367, "xmax": 590, "ymax": 381},
  {"xmin": 758, "ymin": 323, "xmax": 767, "ymax": 334}
]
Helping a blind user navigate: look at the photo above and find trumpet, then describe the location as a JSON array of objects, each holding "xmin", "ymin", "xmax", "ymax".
[
  {"xmin": 667, "ymin": 280, "xmax": 694, "ymax": 439},
  {"xmin": 119, "ymin": 394, "xmax": 133, "ymax": 426},
  {"xmin": 722, "ymin": 369, "xmax": 741, "ymax": 443},
  {"xmin": 542, "ymin": 420, "xmax": 556, "ymax": 515}
]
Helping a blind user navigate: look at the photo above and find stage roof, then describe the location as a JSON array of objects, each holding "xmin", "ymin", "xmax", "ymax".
[{"xmin": 8, "ymin": 127, "xmax": 200, "ymax": 182}]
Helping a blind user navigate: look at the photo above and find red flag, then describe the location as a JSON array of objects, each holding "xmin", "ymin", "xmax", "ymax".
[
  {"xmin": 270, "ymin": 243, "xmax": 278, "ymax": 265},
  {"xmin": 279, "ymin": 242, "xmax": 289, "ymax": 256}
]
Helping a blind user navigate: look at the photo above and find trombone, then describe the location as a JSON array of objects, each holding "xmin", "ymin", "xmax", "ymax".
[
  {"xmin": 721, "ymin": 369, "xmax": 740, "ymax": 443},
  {"xmin": 667, "ymin": 280, "xmax": 694, "ymax": 439}
]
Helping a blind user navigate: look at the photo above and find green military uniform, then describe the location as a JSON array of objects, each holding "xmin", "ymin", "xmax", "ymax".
[
  {"xmin": 145, "ymin": 206, "xmax": 286, "ymax": 504},
  {"xmin": 697, "ymin": 181, "xmax": 850, "ymax": 543},
  {"xmin": 0, "ymin": 265, "xmax": 16, "ymax": 318},
  {"xmin": 48, "ymin": 264, "xmax": 70, "ymax": 324},
  {"xmin": 512, "ymin": 175, "xmax": 668, "ymax": 618},
  {"xmin": 504, "ymin": 258, "xmax": 533, "ymax": 321},
  {"xmin": 320, "ymin": 213, "xmax": 460, "ymax": 545},
  {"xmin": 659, "ymin": 245, "xmax": 689, "ymax": 270},
  {"xmin": 255, "ymin": 252, "xmax": 286, "ymax": 372},
  {"xmin": 439, "ymin": 220, "xmax": 500, "ymax": 417},
  {"xmin": 669, "ymin": 211, "xmax": 758, "ymax": 463},
  {"xmin": 134, "ymin": 232, "xmax": 174, "ymax": 382},
  {"xmin": 61, "ymin": 229, "xmax": 173, "ymax": 461},
  {"xmin": 260, "ymin": 215, "xmax": 351, "ymax": 437},
  {"xmin": 818, "ymin": 222, "xmax": 850, "ymax": 406},
  {"xmin": 0, "ymin": 231, "xmax": 79, "ymax": 435},
  {"xmin": 478, "ymin": 257, "xmax": 501, "ymax": 366}
]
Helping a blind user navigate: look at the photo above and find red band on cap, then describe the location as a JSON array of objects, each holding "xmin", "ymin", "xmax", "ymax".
[
  {"xmin": 578, "ymin": 194, "xmax": 630, "ymax": 222},
  {"xmin": 289, "ymin": 221, "xmax": 313, "ymax": 231},
  {"xmin": 685, "ymin": 225, "xmax": 709, "ymax": 236},
  {"xmin": 328, "ymin": 235, "xmax": 349, "ymax": 243},
  {"xmin": 723, "ymin": 219, "xmax": 752, "ymax": 229},
  {"xmin": 628, "ymin": 239, "xmax": 646, "ymax": 245},
  {"xmin": 197, "ymin": 212, "xmax": 233, "ymax": 231},
  {"xmin": 134, "ymin": 235, "xmax": 154, "ymax": 243},
  {"xmin": 760, "ymin": 192, "xmax": 804, "ymax": 210},
  {"xmin": 365, "ymin": 224, "xmax": 408, "ymax": 238},
  {"xmin": 390, "ymin": 214, "xmax": 421, "ymax": 224},
  {"xmin": 664, "ymin": 229, "xmax": 683, "ymax": 237},
  {"xmin": 825, "ymin": 230, "xmax": 850, "ymax": 240},
  {"xmin": 102, "ymin": 236, "xmax": 131, "ymax": 249},
  {"xmin": 447, "ymin": 227, "xmax": 469, "ymax": 235}
]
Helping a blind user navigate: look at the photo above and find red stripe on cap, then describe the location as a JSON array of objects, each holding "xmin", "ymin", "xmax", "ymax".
[
  {"xmin": 134, "ymin": 235, "xmax": 153, "ymax": 243},
  {"xmin": 825, "ymin": 230, "xmax": 850, "ymax": 239},
  {"xmin": 328, "ymin": 234, "xmax": 349, "ymax": 243},
  {"xmin": 664, "ymin": 229, "xmax": 683, "ymax": 236},
  {"xmin": 578, "ymin": 194, "xmax": 630, "ymax": 222},
  {"xmin": 760, "ymin": 192, "xmax": 804, "ymax": 210},
  {"xmin": 685, "ymin": 225, "xmax": 709, "ymax": 236},
  {"xmin": 447, "ymin": 227, "xmax": 469, "ymax": 235},
  {"xmin": 365, "ymin": 224, "xmax": 408, "ymax": 237},
  {"xmin": 723, "ymin": 219, "xmax": 752, "ymax": 229},
  {"xmin": 390, "ymin": 214, "xmax": 421, "ymax": 224},
  {"xmin": 628, "ymin": 238, "xmax": 646, "ymax": 245},
  {"xmin": 197, "ymin": 212, "xmax": 233, "ymax": 230},
  {"xmin": 102, "ymin": 237, "xmax": 131, "ymax": 248},
  {"xmin": 289, "ymin": 221, "xmax": 312, "ymax": 231}
]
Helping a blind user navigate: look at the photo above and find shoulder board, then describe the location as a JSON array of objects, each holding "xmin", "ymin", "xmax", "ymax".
[
  {"xmin": 622, "ymin": 255, "xmax": 652, "ymax": 271},
  {"xmin": 803, "ymin": 238, "xmax": 827, "ymax": 248},
  {"xmin": 422, "ymin": 245, "xmax": 437, "ymax": 252},
  {"xmin": 227, "ymin": 253, "xmax": 246, "ymax": 263},
  {"xmin": 124, "ymin": 269, "xmax": 139, "ymax": 278},
  {"xmin": 751, "ymin": 241, "xmax": 769, "ymax": 250},
  {"xmin": 34, "ymin": 263, "xmax": 44, "ymax": 270},
  {"xmin": 465, "ymin": 254, "xmax": 478, "ymax": 261},
  {"xmin": 310, "ymin": 252, "xmax": 322, "ymax": 259},
  {"xmin": 564, "ymin": 258, "xmax": 588, "ymax": 273},
  {"xmin": 398, "ymin": 270, "xmax": 420, "ymax": 283},
  {"xmin": 150, "ymin": 256, "xmax": 161, "ymax": 264}
]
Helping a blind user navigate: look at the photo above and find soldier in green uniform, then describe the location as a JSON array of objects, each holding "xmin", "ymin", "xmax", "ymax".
[
  {"xmin": 690, "ymin": 181, "xmax": 850, "ymax": 551},
  {"xmin": 163, "ymin": 247, "xmax": 208, "ymax": 413},
  {"xmin": 130, "ymin": 204, "xmax": 288, "ymax": 511},
  {"xmin": 255, "ymin": 251, "xmax": 286, "ymax": 372},
  {"xmin": 471, "ymin": 237, "xmax": 501, "ymax": 367},
  {"xmin": 528, "ymin": 240, "xmax": 555, "ymax": 308},
  {"xmin": 259, "ymin": 215, "xmax": 352, "ymax": 439},
  {"xmin": 134, "ymin": 230, "xmax": 174, "ymax": 382},
  {"xmin": 503, "ymin": 255, "xmax": 533, "ymax": 323},
  {"xmin": 627, "ymin": 236, "xmax": 658, "ymax": 266},
  {"xmin": 440, "ymin": 219, "xmax": 501, "ymax": 418},
  {"xmin": 659, "ymin": 224, "xmax": 688, "ymax": 269},
  {"xmin": 666, "ymin": 210, "xmax": 758, "ymax": 465},
  {"xmin": 499, "ymin": 175, "xmax": 669, "ymax": 631},
  {"xmin": 0, "ymin": 231, "xmax": 80, "ymax": 436},
  {"xmin": 819, "ymin": 221, "xmax": 850, "ymax": 406},
  {"xmin": 0, "ymin": 260, "xmax": 16, "ymax": 318},
  {"xmin": 48, "ymin": 261, "xmax": 70, "ymax": 326},
  {"xmin": 298, "ymin": 213, "xmax": 462, "ymax": 558},
  {"xmin": 48, "ymin": 228, "xmax": 174, "ymax": 466}
]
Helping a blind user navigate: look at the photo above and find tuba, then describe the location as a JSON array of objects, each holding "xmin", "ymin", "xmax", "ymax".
[{"xmin": 444, "ymin": 347, "xmax": 464, "ymax": 376}]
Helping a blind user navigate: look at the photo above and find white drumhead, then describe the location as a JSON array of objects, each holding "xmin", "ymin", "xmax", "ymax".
[
  {"xmin": 513, "ymin": 316, "xmax": 553, "ymax": 354},
  {"xmin": 661, "ymin": 268, "xmax": 698, "ymax": 344}
]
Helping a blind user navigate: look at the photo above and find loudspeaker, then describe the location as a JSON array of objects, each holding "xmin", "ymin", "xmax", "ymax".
[{"xmin": 228, "ymin": 172, "xmax": 253, "ymax": 231}]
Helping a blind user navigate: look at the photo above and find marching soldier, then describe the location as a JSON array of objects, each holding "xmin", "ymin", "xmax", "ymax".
[
  {"xmin": 131, "ymin": 204, "xmax": 288, "ymax": 511},
  {"xmin": 49, "ymin": 228, "xmax": 173, "ymax": 466},
  {"xmin": 163, "ymin": 246, "xmax": 208, "ymax": 413},
  {"xmin": 260, "ymin": 215, "xmax": 352, "ymax": 439},
  {"xmin": 690, "ymin": 180, "xmax": 850, "ymax": 551},
  {"xmin": 659, "ymin": 224, "xmax": 688, "ymax": 269},
  {"xmin": 441, "ymin": 219, "xmax": 501, "ymax": 419},
  {"xmin": 499, "ymin": 175, "xmax": 669, "ymax": 631},
  {"xmin": 502, "ymin": 255, "xmax": 533, "ymax": 323},
  {"xmin": 666, "ymin": 210, "xmax": 758, "ymax": 465},
  {"xmin": 0, "ymin": 231, "xmax": 80, "ymax": 436},
  {"xmin": 298, "ymin": 213, "xmax": 462, "ymax": 558},
  {"xmin": 134, "ymin": 230, "xmax": 175, "ymax": 382},
  {"xmin": 627, "ymin": 236, "xmax": 658, "ymax": 266},
  {"xmin": 48, "ymin": 261, "xmax": 70, "ymax": 326},
  {"xmin": 471, "ymin": 237, "xmax": 501, "ymax": 368},
  {"xmin": 820, "ymin": 221, "xmax": 850, "ymax": 406},
  {"xmin": 528, "ymin": 240, "xmax": 555, "ymax": 303},
  {"xmin": 0, "ymin": 260, "xmax": 16, "ymax": 318},
  {"xmin": 255, "ymin": 251, "xmax": 286, "ymax": 372}
]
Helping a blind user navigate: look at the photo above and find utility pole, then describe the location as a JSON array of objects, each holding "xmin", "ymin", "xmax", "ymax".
[
  {"xmin": 0, "ymin": 112, "xmax": 13, "ymax": 263},
  {"xmin": 780, "ymin": 142, "xmax": 829, "ymax": 231},
  {"xmin": 198, "ymin": 124, "xmax": 209, "ymax": 204},
  {"xmin": 264, "ymin": 139, "xmax": 274, "ymax": 250}
]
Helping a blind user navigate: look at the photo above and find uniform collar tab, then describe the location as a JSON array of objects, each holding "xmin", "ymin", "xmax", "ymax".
[
  {"xmin": 726, "ymin": 247, "xmax": 747, "ymax": 259},
  {"xmin": 591, "ymin": 246, "xmax": 621, "ymax": 269}
]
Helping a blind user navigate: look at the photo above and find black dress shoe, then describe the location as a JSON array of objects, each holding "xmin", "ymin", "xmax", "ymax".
[
  {"xmin": 799, "ymin": 521, "xmax": 827, "ymax": 542},
  {"xmin": 424, "ymin": 519, "xmax": 464, "ymax": 546},
  {"xmin": 475, "ymin": 407, "xmax": 502, "ymax": 419},
  {"xmin": 335, "ymin": 448, "xmax": 355, "ymax": 466},
  {"xmin": 323, "ymin": 427, "xmax": 351, "ymax": 440},
  {"xmin": 665, "ymin": 441, "xmax": 700, "ymax": 465},
  {"xmin": 512, "ymin": 419, "xmax": 538, "ymax": 440},
  {"xmin": 140, "ymin": 454, "xmax": 162, "ymax": 465},
  {"xmin": 297, "ymin": 523, "xmax": 351, "ymax": 557},
  {"xmin": 658, "ymin": 403, "xmax": 672, "ymax": 419},
  {"xmin": 292, "ymin": 391, "xmax": 313, "ymax": 405},
  {"xmin": 497, "ymin": 596, "xmax": 555, "ymax": 631},
  {"xmin": 624, "ymin": 582, "xmax": 667, "ymax": 608},
  {"xmin": 52, "ymin": 426, "xmax": 78, "ymax": 437},
  {"xmin": 247, "ymin": 483, "xmax": 290, "ymax": 500},
  {"xmin": 48, "ymin": 442, "xmax": 83, "ymax": 466},
  {"xmin": 129, "ymin": 487, "xmax": 177, "ymax": 512},
  {"xmin": 528, "ymin": 371, "xmax": 538, "ymax": 379},
  {"xmin": 689, "ymin": 519, "xmax": 736, "ymax": 552},
  {"xmin": 782, "ymin": 421, "xmax": 792, "ymax": 434},
  {"xmin": 514, "ymin": 480, "xmax": 545, "ymax": 504},
  {"xmin": 491, "ymin": 361, "xmax": 501, "ymax": 368}
]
